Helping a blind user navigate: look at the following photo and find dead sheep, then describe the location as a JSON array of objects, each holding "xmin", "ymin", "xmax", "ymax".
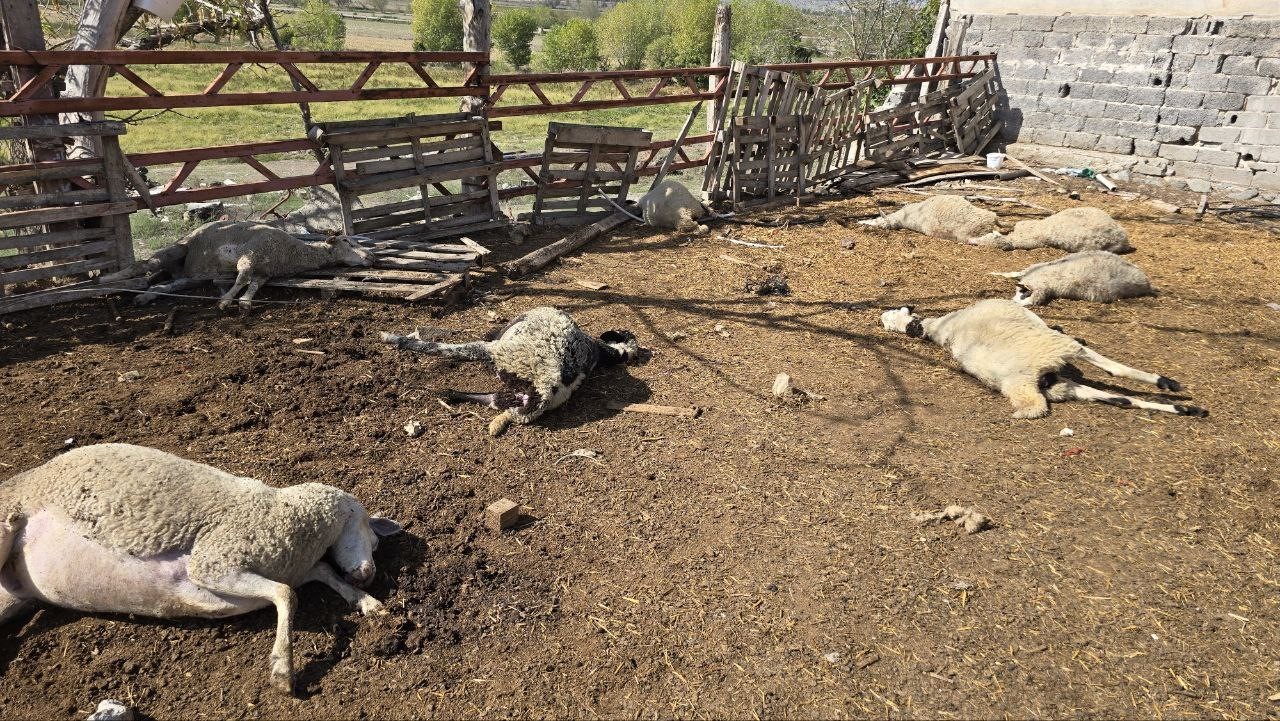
[
  {"xmin": 880, "ymin": 299, "xmax": 1208, "ymax": 419},
  {"xmin": 380, "ymin": 306, "xmax": 640, "ymax": 436},
  {"xmin": 969, "ymin": 207, "xmax": 1132, "ymax": 253},
  {"xmin": 992, "ymin": 250, "xmax": 1155, "ymax": 306},
  {"xmin": 859, "ymin": 195, "xmax": 1001, "ymax": 243},
  {"xmin": 0, "ymin": 444, "xmax": 402, "ymax": 695},
  {"xmin": 638, "ymin": 179, "xmax": 710, "ymax": 234},
  {"xmin": 135, "ymin": 221, "xmax": 376, "ymax": 309}
]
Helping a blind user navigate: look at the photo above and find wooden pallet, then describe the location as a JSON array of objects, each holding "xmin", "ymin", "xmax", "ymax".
[
  {"xmin": 314, "ymin": 112, "xmax": 506, "ymax": 244},
  {"xmin": 805, "ymin": 78, "xmax": 874, "ymax": 188},
  {"xmin": 729, "ymin": 115, "xmax": 807, "ymax": 208},
  {"xmin": 257, "ymin": 233, "xmax": 486, "ymax": 303},
  {"xmin": 529, "ymin": 122, "xmax": 651, "ymax": 226},
  {"xmin": 863, "ymin": 84, "xmax": 965, "ymax": 164},
  {"xmin": 703, "ymin": 61, "xmax": 819, "ymax": 202},
  {"xmin": 948, "ymin": 66, "xmax": 1002, "ymax": 155},
  {"xmin": 0, "ymin": 121, "xmax": 141, "ymax": 315}
]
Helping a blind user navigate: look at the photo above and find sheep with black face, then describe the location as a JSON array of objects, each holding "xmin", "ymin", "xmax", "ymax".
[{"xmin": 380, "ymin": 307, "xmax": 641, "ymax": 436}]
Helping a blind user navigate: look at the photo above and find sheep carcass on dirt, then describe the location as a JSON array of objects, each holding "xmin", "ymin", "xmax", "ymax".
[
  {"xmin": 970, "ymin": 207, "xmax": 1132, "ymax": 252},
  {"xmin": 880, "ymin": 299, "xmax": 1208, "ymax": 419},
  {"xmin": 859, "ymin": 195, "xmax": 1001, "ymax": 243},
  {"xmin": 0, "ymin": 444, "xmax": 402, "ymax": 695},
  {"xmin": 135, "ymin": 220, "xmax": 376, "ymax": 309},
  {"xmin": 992, "ymin": 250, "xmax": 1155, "ymax": 305}
]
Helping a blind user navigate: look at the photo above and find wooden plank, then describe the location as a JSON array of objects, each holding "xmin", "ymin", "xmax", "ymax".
[
  {"xmin": 322, "ymin": 120, "xmax": 483, "ymax": 148},
  {"xmin": 299, "ymin": 267, "xmax": 448, "ymax": 283},
  {"xmin": 0, "ymin": 239, "xmax": 115, "ymax": 271},
  {"xmin": 0, "ymin": 256, "xmax": 116, "ymax": 285},
  {"xmin": 4, "ymin": 86, "xmax": 481, "ymax": 117},
  {"xmin": 0, "ymin": 161, "xmax": 105, "ymax": 185},
  {"xmin": 0, "ymin": 121, "xmax": 125, "ymax": 139},
  {"xmin": 404, "ymin": 275, "xmax": 465, "ymax": 302},
  {"xmin": 0, "ymin": 187, "xmax": 111, "ymax": 210},
  {"xmin": 0, "ymin": 226, "xmax": 111, "ymax": 251},
  {"xmin": 550, "ymin": 124, "xmax": 651, "ymax": 148},
  {"xmin": 342, "ymin": 161, "xmax": 502, "ymax": 194},
  {"xmin": 606, "ymin": 401, "xmax": 700, "ymax": 418},
  {"xmin": 350, "ymin": 145, "xmax": 485, "ymax": 177},
  {"xmin": 262, "ymin": 277, "xmax": 426, "ymax": 296},
  {"xmin": 350, "ymin": 136, "xmax": 478, "ymax": 173},
  {"xmin": 0, "ymin": 201, "xmax": 134, "ymax": 230},
  {"xmin": 0, "ymin": 277, "xmax": 147, "ymax": 315},
  {"xmin": 503, "ymin": 211, "xmax": 632, "ymax": 278}
]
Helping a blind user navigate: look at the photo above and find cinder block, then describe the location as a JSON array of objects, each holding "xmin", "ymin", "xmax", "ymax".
[
  {"xmin": 1226, "ymin": 75, "xmax": 1272, "ymax": 95},
  {"xmin": 1127, "ymin": 86, "xmax": 1167, "ymax": 105},
  {"xmin": 1261, "ymin": 147, "xmax": 1280, "ymax": 162},
  {"xmin": 1198, "ymin": 126, "xmax": 1241, "ymax": 144},
  {"xmin": 1084, "ymin": 16, "xmax": 1112, "ymax": 32},
  {"xmin": 1116, "ymin": 120, "xmax": 1160, "ymax": 140},
  {"xmin": 1171, "ymin": 161, "xmax": 1215, "ymax": 180},
  {"xmin": 1000, "ymin": 78, "xmax": 1029, "ymax": 94},
  {"xmin": 1196, "ymin": 148, "xmax": 1242, "ymax": 166},
  {"xmin": 1257, "ymin": 57, "xmax": 1280, "ymax": 77},
  {"xmin": 1222, "ymin": 111, "xmax": 1268, "ymax": 128},
  {"xmin": 1078, "ymin": 67, "xmax": 1115, "ymax": 84},
  {"xmin": 1239, "ymin": 128, "xmax": 1280, "ymax": 145},
  {"xmin": 1162, "ymin": 88, "xmax": 1204, "ymax": 108},
  {"xmin": 1172, "ymin": 35, "xmax": 1214, "ymax": 55},
  {"xmin": 1220, "ymin": 56, "xmax": 1260, "ymax": 76},
  {"xmin": 1070, "ymin": 98, "xmax": 1106, "ymax": 116},
  {"xmin": 1052, "ymin": 15, "xmax": 1089, "ymax": 33},
  {"xmin": 1190, "ymin": 54, "xmax": 1224, "ymax": 74},
  {"xmin": 1018, "ymin": 15, "xmax": 1055, "ymax": 31},
  {"xmin": 1209, "ymin": 165, "xmax": 1262, "ymax": 187},
  {"xmin": 1110, "ymin": 16, "xmax": 1150, "ymax": 34},
  {"xmin": 1133, "ymin": 34, "xmax": 1174, "ymax": 52},
  {"xmin": 1049, "ymin": 113, "xmax": 1086, "ymax": 131},
  {"xmin": 1077, "ymin": 31, "xmax": 1109, "ymax": 48},
  {"xmin": 988, "ymin": 14, "xmax": 1021, "ymax": 31},
  {"xmin": 1268, "ymin": 115, "xmax": 1280, "ymax": 130},
  {"xmin": 1147, "ymin": 17, "xmax": 1191, "ymax": 35},
  {"xmin": 1158, "ymin": 144, "xmax": 1199, "ymax": 161},
  {"xmin": 1045, "ymin": 64, "xmax": 1080, "ymax": 81},
  {"xmin": 1202, "ymin": 92, "xmax": 1246, "ymax": 111},
  {"xmin": 1094, "ymin": 135, "xmax": 1135, "ymax": 154},
  {"xmin": 1176, "ymin": 73, "xmax": 1229, "ymax": 92},
  {"xmin": 1112, "ymin": 70, "xmax": 1155, "ymax": 87},
  {"xmin": 1135, "ymin": 105, "xmax": 1161, "ymax": 123},
  {"xmin": 1244, "ymin": 96, "xmax": 1280, "ymax": 113},
  {"xmin": 1063, "ymin": 131, "xmax": 1102, "ymax": 149},
  {"xmin": 1209, "ymin": 37, "xmax": 1256, "ymax": 56},
  {"xmin": 1092, "ymin": 84, "xmax": 1129, "ymax": 102},
  {"xmin": 1173, "ymin": 108, "xmax": 1225, "ymax": 127},
  {"xmin": 1041, "ymin": 33, "xmax": 1073, "ymax": 50},
  {"xmin": 1083, "ymin": 116, "xmax": 1117, "ymax": 135},
  {"xmin": 1156, "ymin": 125, "xmax": 1198, "ymax": 144},
  {"xmin": 1170, "ymin": 54, "xmax": 1197, "ymax": 72},
  {"xmin": 1133, "ymin": 140, "xmax": 1162, "ymax": 157},
  {"xmin": 1101, "ymin": 102, "xmax": 1140, "ymax": 121},
  {"xmin": 1222, "ymin": 18, "xmax": 1280, "ymax": 39},
  {"xmin": 1105, "ymin": 34, "xmax": 1138, "ymax": 52},
  {"xmin": 1011, "ymin": 30, "xmax": 1043, "ymax": 48},
  {"xmin": 1026, "ymin": 127, "xmax": 1067, "ymax": 146}
]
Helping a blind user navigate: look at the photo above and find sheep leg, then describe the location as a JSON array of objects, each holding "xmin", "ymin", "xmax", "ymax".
[
  {"xmin": 301, "ymin": 561, "xmax": 386, "ymax": 617},
  {"xmin": 190, "ymin": 570, "xmax": 297, "ymax": 694},
  {"xmin": 237, "ymin": 277, "xmax": 265, "ymax": 311},
  {"xmin": 379, "ymin": 334, "xmax": 493, "ymax": 362},
  {"xmin": 1047, "ymin": 380, "xmax": 1209, "ymax": 417},
  {"xmin": 1075, "ymin": 347, "xmax": 1181, "ymax": 391},
  {"xmin": 134, "ymin": 277, "xmax": 204, "ymax": 306},
  {"xmin": 1004, "ymin": 380, "xmax": 1050, "ymax": 419},
  {"xmin": 218, "ymin": 268, "xmax": 253, "ymax": 311},
  {"xmin": 0, "ymin": 514, "xmax": 32, "ymax": 626}
]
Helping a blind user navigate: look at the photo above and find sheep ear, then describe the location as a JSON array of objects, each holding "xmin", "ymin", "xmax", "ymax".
[
  {"xmin": 370, "ymin": 517, "xmax": 403, "ymax": 537},
  {"xmin": 906, "ymin": 318, "xmax": 925, "ymax": 338},
  {"xmin": 902, "ymin": 305, "xmax": 914, "ymax": 314},
  {"xmin": 600, "ymin": 330, "xmax": 633, "ymax": 343}
]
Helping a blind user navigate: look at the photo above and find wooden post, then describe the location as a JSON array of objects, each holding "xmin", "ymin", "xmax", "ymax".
[
  {"xmin": 921, "ymin": 0, "xmax": 950, "ymax": 97},
  {"xmin": 0, "ymin": 0, "xmax": 63, "ymax": 167},
  {"xmin": 707, "ymin": 3, "xmax": 731, "ymax": 134},
  {"xmin": 460, "ymin": 0, "xmax": 490, "ymax": 197},
  {"xmin": 61, "ymin": 0, "xmax": 143, "ymax": 158}
]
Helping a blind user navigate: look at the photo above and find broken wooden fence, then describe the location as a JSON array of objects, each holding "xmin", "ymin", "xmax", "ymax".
[{"xmin": 530, "ymin": 123, "xmax": 651, "ymax": 225}]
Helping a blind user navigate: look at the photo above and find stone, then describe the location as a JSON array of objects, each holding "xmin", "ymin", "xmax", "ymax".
[
  {"xmin": 183, "ymin": 201, "xmax": 224, "ymax": 222},
  {"xmin": 1185, "ymin": 178, "xmax": 1212, "ymax": 193},
  {"xmin": 1198, "ymin": 126, "xmax": 1241, "ymax": 144},
  {"xmin": 1228, "ymin": 188, "xmax": 1260, "ymax": 201},
  {"xmin": 486, "ymin": 498, "xmax": 522, "ymax": 532},
  {"xmin": 86, "ymin": 700, "xmax": 134, "ymax": 721}
]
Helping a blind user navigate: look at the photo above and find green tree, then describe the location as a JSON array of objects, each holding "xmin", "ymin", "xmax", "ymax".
[
  {"xmin": 534, "ymin": 18, "xmax": 602, "ymax": 71},
  {"xmin": 411, "ymin": 0, "xmax": 463, "ymax": 52},
  {"xmin": 668, "ymin": 0, "xmax": 717, "ymax": 67},
  {"xmin": 643, "ymin": 35, "xmax": 678, "ymax": 68},
  {"xmin": 288, "ymin": 0, "xmax": 346, "ymax": 51},
  {"xmin": 493, "ymin": 9, "xmax": 539, "ymax": 68},
  {"xmin": 594, "ymin": 0, "xmax": 667, "ymax": 69},
  {"xmin": 730, "ymin": 0, "xmax": 809, "ymax": 64}
]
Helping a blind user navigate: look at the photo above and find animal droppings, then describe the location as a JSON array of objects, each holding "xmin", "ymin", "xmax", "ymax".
[
  {"xmin": 912, "ymin": 505, "xmax": 991, "ymax": 534},
  {"xmin": 86, "ymin": 699, "xmax": 134, "ymax": 721},
  {"xmin": 486, "ymin": 498, "xmax": 522, "ymax": 532},
  {"xmin": 745, "ymin": 273, "xmax": 790, "ymax": 296}
]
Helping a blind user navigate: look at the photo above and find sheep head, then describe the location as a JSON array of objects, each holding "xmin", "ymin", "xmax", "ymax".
[
  {"xmin": 599, "ymin": 329, "xmax": 641, "ymax": 365},
  {"xmin": 329, "ymin": 495, "xmax": 402, "ymax": 587},
  {"xmin": 328, "ymin": 236, "xmax": 377, "ymax": 267}
]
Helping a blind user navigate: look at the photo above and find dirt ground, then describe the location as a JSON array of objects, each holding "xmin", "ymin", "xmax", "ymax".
[{"xmin": 1, "ymin": 179, "xmax": 1278, "ymax": 719}]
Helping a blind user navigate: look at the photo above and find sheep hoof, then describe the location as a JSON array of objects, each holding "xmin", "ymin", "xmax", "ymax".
[
  {"xmin": 238, "ymin": 300, "xmax": 253, "ymax": 312},
  {"xmin": 359, "ymin": 598, "xmax": 388, "ymax": 616},
  {"xmin": 270, "ymin": 665, "xmax": 294, "ymax": 696},
  {"xmin": 1011, "ymin": 406, "xmax": 1050, "ymax": 420},
  {"xmin": 1175, "ymin": 404, "xmax": 1209, "ymax": 418},
  {"xmin": 217, "ymin": 299, "xmax": 233, "ymax": 311},
  {"xmin": 1157, "ymin": 376, "xmax": 1182, "ymax": 392},
  {"xmin": 379, "ymin": 332, "xmax": 403, "ymax": 348}
]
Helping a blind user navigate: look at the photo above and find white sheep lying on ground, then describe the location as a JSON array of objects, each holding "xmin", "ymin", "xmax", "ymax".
[
  {"xmin": 880, "ymin": 299, "xmax": 1208, "ymax": 419},
  {"xmin": 638, "ymin": 179, "xmax": 710, "ymax": 233},
  {"xmin": 135, "ymin": 221, "xmax": 376, "ymax": 309},
  {"xmin": 859, "ymin": 195, "xmax": 1001, "ymax": 243},
  {"xmin": 969, "ymin": 207, "xmax": 1132, "ymax": 253},
  {"xmin": 380, "ymin": 306, "xmax": 641, "ymax": 436},
  {"xmin": 0, "ymin": 444, "xmax": 402, "ymax": 695},
  {"xmin": 992, "ymin": 250, "xmax": 1155, "ymax": 306}
]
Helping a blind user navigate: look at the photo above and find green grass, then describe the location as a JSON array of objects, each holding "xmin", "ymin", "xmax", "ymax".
[{"xmin": 108, "ymin": 59, "xmax": 697, "ymax": 156}]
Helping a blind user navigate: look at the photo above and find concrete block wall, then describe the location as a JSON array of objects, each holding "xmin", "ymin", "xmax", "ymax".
[{"xmin": 954, "ymin": 14, "xmax": 1280, "ymax": 194}]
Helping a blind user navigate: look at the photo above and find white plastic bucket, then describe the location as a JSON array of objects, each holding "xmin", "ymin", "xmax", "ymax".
[
  {"xmin": 986, "ymin": 152, "xmax": 1006, "ymax": 170},
  {"xmin": 133, "ymin": 0, "xmax": 183, "ymax": 21}
]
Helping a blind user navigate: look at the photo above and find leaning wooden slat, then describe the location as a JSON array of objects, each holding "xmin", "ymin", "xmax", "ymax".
[
  {"xmin": 0, "ymin": 239, "xmax": 116, "ymax": 272},
  {"xmin": 322, "ymin": 120, "xmax": 483, "ymax": 148},
  {"xmin": 368, "ymin": 256, "xmax": 474, "ymax": 272},
  {"xmin": 0, "ymin": 277, "xmax": 147, "ymax": 316},
  {"xmin": 341, "ymin": 143, "xmax": 415, "ymax": 164},
  {"xmin": 0, "ymin": 201, "xmax": 135, "ymax": 230},
  {"xmin": 389, "ymin": 218, "xmax": 507, "ymax": 243},
  {"xmin": 548, "ymin": 124, "xmax": 651, "ymax": 148},
  {"xmin": 298, "ymin": 267, "xmax": 449, "ymax": 283},
  {"xmin": 350, "ymin": 189, "xmax": 491, "ymax": 220},
  {"xmin": 0, "ymin": 121, "xmax": 126, "ymax": 140},
  {"xmin": 0, "ymin": 161, "xmax": 106, "ymax": 185},
  {"xmin": 537, "ymin": 186, "xmax": 621, "ymax": 201},
  {"xmin": 0, "ymin": 187, "xmax": 112, "ymax": 211},
  {"xmin": 343, "ymin": 161, "xmax": 503, "ymax": 194},
  {"xmin": 262, "ymin": 277, "xmax": 428, "ymax": 296},
  {"xmin": 503, "ymin": 211, "xmax": 631, "ymax": 278},
  {"xmin": 351, "ymin": 145, "xmax": 485, "ymax": 177},
  {"xmin": 404, "ymin": 275, "xmax": 465, "ymax": 302},
  {"xmin": 0, "ymin": 256, "xmax": 117, "ymax": 285},
  {"xmin": 0, "ymin": 226, "xmax": 111, "ymax": 251}
]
